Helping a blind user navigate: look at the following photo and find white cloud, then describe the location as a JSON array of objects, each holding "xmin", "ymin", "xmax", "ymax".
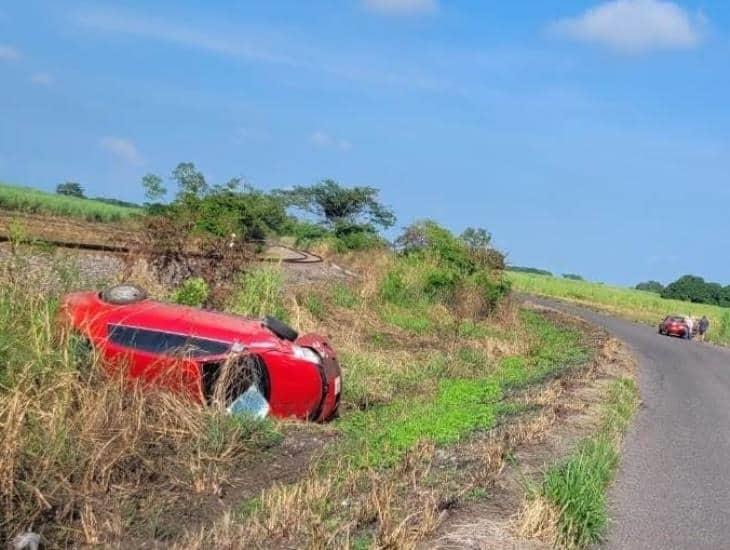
[
  {"xmin": 309, "ymin": 131, "xmax": 352, "ymax": 152},
  {"xmin": 100, "ymin": 137, "xmax": 143, "ymax": 165},
  {"xmin": 363, "ymin": 0, "xmax": 437, "ymax": 16},
  {"xmin": 0, "ymin": 44, "xmax": 21, "ymax": 62},
  {"xmin": 550, "ymin": 0, "xmax": 704, "ymax": 54},
  {"xmin": 30, "ymin": 72, "xmax": 53, "ymax": 86},
  {"xmin": 73, "ymin": 8, "xmax": 456, "ymax": 94},
  {"xmin": 76, "ymin": 10, "xmax": 293, "ymax": 66}
]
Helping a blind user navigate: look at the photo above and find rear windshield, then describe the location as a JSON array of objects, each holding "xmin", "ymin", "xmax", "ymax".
[
  {"xmin": 668, "ymin": 316, "xmax": 686, "ymax": 322},
  {"xmin": 108, "ymin": 324, "xmax": 230, "ymax": 358}
]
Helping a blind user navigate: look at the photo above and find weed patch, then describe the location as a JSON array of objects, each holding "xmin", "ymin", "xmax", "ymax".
[
  {"xmin": 522, "ymin": 377, "xmax": 639, "ymax": 548},
  {"xmin": 336, "ymin": 312, "xmax": 586, "ymax": 470},
  {"xmin": 229, "ymin": 265, "xmax": 288, "ymax": 320}
]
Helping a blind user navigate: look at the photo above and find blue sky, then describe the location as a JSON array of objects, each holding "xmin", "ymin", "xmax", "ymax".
[{"xmin": 1, "ymin": 0, "xmax": 729, "ymax": 285}]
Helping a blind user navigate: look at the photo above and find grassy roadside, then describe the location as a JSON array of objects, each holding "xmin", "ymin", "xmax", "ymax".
[
  {"xmin": 0, "ymin": 229, "xmax": 618, "ymax": 548},
  {"xmin": 521, "ymin": 376, "xmax": 639, "ymax": 548},
  {"xmin": 508, "ymin": 271, "xmax": 730, "ymax": 346}
]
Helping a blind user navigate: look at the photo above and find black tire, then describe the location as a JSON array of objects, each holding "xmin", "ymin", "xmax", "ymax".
[
  {"xmin": 100, "ymin": 284, "xmax": 148, "ymax": 305},
  {"xmin": 262, "ymin": 316, "xmax": 298, "ymax": 341}
]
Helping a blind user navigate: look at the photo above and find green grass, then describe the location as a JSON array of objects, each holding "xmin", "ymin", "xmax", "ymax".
[
  {"xmin": 335, "ymin": 311, "xmax": 586, "ymax": 469},
  {"xmin": 229, "ymin": 265, "xmax": 288, "ymax": 321},
  {"xmin": 508, "ymin": 271, "xmax": 730, "ymax": 346},
  {"xmin": 381, "ymin": 304, "xmax": 433, "ymax": 334},
  {"xmin": 0, "ymin": 182, "xmax": 139, "ymax": 222},
  {"xmin": 534, "ymin": 377, "xmax": 639, "ymax": 548}
]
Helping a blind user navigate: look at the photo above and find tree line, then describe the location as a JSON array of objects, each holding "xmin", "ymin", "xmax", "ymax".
[{"xmin": 636, "ymin": 275, "xmax": 730, "ymax": 307}]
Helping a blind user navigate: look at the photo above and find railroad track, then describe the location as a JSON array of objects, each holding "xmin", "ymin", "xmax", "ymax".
[{"xmin": 0, "ymin": 233, "xmax": 324, "ymax": 264}]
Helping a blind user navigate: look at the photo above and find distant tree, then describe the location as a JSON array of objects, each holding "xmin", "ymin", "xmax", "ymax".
[
  {"xmin": 141, "ymin": 173, "xmax": 167, "ymax": 202},
  {"xmin": 562, "ymin": 273, "xmax": 584, "ymax": 281},
  {"xmin": 460, "ymin": 227, "xmax": 505, "ymax": 270},
  {"xmin": 460, "ymin": 227, "xmax": 492, "ymax": 250},
  {"xmin": 172, "ymin": 162, "xmax": 208, "ymax": 199},
  {"xmin": 660, "ymin": 275, "xmax": 726, "ymax": 305},
  {"xmin": 636, "ymin": 280, "xmax": 664, "ymax": 293},
  {"xmin": 275, "ymin": 179, "xmax": 395, "ymax": 231},
  {"xmin": 508, "ymin": 266, "xmax": 553, "ymax": 276},
  {"xmin": 56, "ymin": 182, "xmax": 85, "ymax": 198},
  {"xmin": 92, "ymin": 197, "xmax": 142, "ymax": 208}
]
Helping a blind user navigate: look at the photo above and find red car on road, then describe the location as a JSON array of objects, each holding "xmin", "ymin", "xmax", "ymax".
[
  {"xmin": 658, "ymin": 315, "xmax": 691, "ymax": 339},
  {"xmin": 61, "ymin": 285, "xmax": 342, "ymax": 421}
]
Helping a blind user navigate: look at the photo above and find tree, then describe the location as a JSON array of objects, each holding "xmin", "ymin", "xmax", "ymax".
[
  {"xmin": 56, "ymin": 182, "xmax": 85, "ymax": 198},
  {"xmin": 636, "ymin": 280, "xmax": 664, "ymax": 293},
  {"xmin": 508, "ymin": 266, "xmax": 553, "ymax": 276},
  {"xmin": 276, "ymin": 179, "xmax": 395, "ymax": 231},
  {"xmin": 141, "ymin": 173, "xmax": 167, "ymax": 202},
  {"xmin": 172, "ymin": 162, "xmax": 208, "ymax": 199},
  {"xmin": 562, "ymin": 273, "xmax": 584, "ymax": 281},
  {"xmin": 661, "ymin": 275, "xmax": 719, "ymax": 304},
  {"xmin": 460, "ymin": 227, "xmax": 492, "ymax": 250}
]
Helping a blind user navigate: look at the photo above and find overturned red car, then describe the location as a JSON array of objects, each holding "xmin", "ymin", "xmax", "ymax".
[{"xmin": 61, "ymin": 285, "xmax": 341, "ymax": 421}]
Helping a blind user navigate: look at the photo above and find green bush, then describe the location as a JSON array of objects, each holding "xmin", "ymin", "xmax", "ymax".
[
  {"xmin": 332, "ymin": 228, "xmax": 385, "ymax": 252},
  {"xmin": 171, "ymin": 277, "xmax": 209, "ymax": 307},
  {"xmin": 635, "ymin": 280, "xmax": 664, "ymax": 293},
  {"xmin": 468, "ymin": 271, "xmax": 512, "ymax": 311},
  {"xmin": 383, "ymin": 221, "xmax": 510, "ymax": 315},
  {"xmin": 287, "ymin": 220, "xmax": 329, "ymax": 247},
  {"xmin": 422, "ymin": 265, "xmax": 459, "ymax": 301},
  {"xmin": 379, "ymin": 270, "xmax": 411, "ymax": 305}
]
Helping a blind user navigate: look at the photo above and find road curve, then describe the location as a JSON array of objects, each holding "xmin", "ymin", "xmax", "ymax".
[{"xmin": 527, "ymin": 297, "xmax": 730, "ymax": 550}]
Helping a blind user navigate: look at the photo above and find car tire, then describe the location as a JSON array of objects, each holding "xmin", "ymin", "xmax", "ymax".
[
  {"xmin": 262, "ymin": 316, "xmax": 298, "ymax": 341},
  {"xmin": 100, "ymin": 284, "xmax": 149, "ymax": 305}
]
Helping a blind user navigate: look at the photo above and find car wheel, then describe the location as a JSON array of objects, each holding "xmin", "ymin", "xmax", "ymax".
[
  {"xmin": 263, "ymin": 315, "xmax": 299, "ymax": 342},
  {"xmin": 100, "ymin": 284, "xmax": 148, "ymax": 305},
  {"xmin": 204, "ymin": 354, "xmax": 271, "ymax": 405}
]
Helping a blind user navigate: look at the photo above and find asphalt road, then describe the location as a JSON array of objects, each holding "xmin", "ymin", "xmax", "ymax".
[{"xmin": 528, "ymin": 297, "xmax": 730, "ymax": 550}]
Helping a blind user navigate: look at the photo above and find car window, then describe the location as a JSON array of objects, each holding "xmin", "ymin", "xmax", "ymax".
[{"xmin": 107, "ymin": 324, "xmax": 230, "ymax": 358}]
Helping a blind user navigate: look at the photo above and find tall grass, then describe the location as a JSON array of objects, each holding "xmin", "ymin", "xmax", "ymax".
[
  {"xmin": 229, "ymin": 264, "xmax": 288, "ymax": 320},
  {"xmin": 0, "ymin": 261, "xmax": 277, "ymax": 545},
  {"xmin": 509, "ymin": 271, "xmax": 730, "ymax": 346},
  {"xmin": 0, "ymin": 182, "xmax": 139, "ymax": 222},
  {"xmin": 521, "ymin": 378, "xmax": 639, "ymax": 548}
]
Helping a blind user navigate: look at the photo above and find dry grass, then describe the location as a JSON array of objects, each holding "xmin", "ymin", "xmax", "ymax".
[{"xmin": 0, "ymin": 240, "xmax": 598, "ymax": 548}]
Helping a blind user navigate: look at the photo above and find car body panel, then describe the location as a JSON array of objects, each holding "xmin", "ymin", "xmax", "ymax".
[
  {"xmin": 61, "ymin": 291, "xmax": 341, "ymax": 421},
  {"xmin": 659, "ymin": 316, "xmax": 689, "ymax": 338}
]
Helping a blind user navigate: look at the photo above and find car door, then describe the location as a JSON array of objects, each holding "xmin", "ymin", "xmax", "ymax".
[{"xmin": 103, "ymin": 324, "xmax": 202, "ymax": 397}]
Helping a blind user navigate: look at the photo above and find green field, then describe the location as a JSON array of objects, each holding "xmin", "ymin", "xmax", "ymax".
[
  {"xmin": 508, "ymin": 271, "xmax": 730, "ymax": 346},
  {"xmin": 0, "ymin": 182, "xmax": 140, "ymax": 222}
]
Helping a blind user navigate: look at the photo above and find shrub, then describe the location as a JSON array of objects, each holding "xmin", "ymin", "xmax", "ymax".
[
  {"xmin": 508, "ymin": 266, "xmax": 553, "ymax": 276},
  {"xmin": 379, "ymin": 269, "xmax": 411, "ymax": 305},
  {"xmin": 171, "ymin": 277, "xmax": 209, "ymax": 307},
  {"xmin": 332, "ymin": 226, "xmax": 385, "ymax": 252},
  {"xmin": 635, "ymin": 280, "xmax": 664, "ymax": 293},
  {"xmin": 387, "ymin": 220, "xmax": 510, "ymax": 316}
]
